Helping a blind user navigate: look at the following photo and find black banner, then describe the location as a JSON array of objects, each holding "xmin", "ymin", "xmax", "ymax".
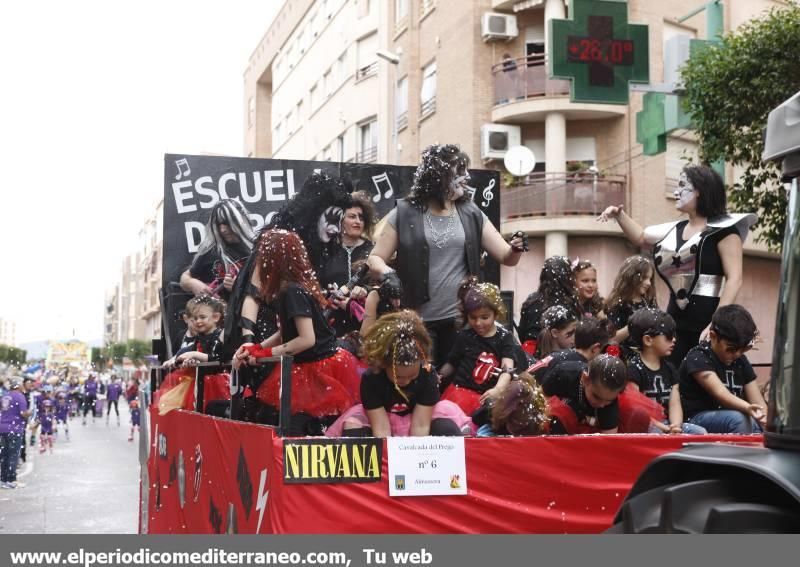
[
  {"xmin": 162, "ymin": 153, "xmax": 501, "ymax": 287},
  {"xmin": 283, "ymin": 438, "xmax": 384, "ymax": 484}
]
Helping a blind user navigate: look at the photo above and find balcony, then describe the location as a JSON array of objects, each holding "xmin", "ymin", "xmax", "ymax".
[
  {"xmin": 357, "ymin": 146, "xmax": 378, "ymax": 163},
  {"xmin": 491, "ymin": 55, "xmax": 628, "ymax": 123},
  {"xmin": 501, "ymin": 172, "xmax": 627, "ymax": 221},
  {"xmin": 356, "ymin": 61, "xmax": 377, "ymax": 81}
]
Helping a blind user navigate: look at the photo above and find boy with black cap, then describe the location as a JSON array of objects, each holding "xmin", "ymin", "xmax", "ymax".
[{"xmin": 678, "ymin": 304, "xmax": 766, "ymax": 434}]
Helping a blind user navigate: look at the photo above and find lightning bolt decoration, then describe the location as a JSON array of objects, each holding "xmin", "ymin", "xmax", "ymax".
[{"xmin": 255, "ymin": 468, "xmax": 270, "ymax": 534}]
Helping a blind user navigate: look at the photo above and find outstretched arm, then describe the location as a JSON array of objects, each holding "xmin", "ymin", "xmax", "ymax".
[{"xmin": 597, "ymin": 205, "xmax": 646, "ymax": 248}]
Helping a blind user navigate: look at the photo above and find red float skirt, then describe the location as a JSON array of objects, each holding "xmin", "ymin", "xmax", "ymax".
[
  {"xmin": 548, "ymin": 383, "xmax": 665, "ymax": 434},
  {"xmin": 441, "ymin": 385, "xmax": 483, "ymax": 416},
  {"xmin": 154, "ymin": 368, "xmax": 231, "ymax": 412},
  {"xmin": 256, "ymin": 347, "xmax": 365, "ymax": 417}
]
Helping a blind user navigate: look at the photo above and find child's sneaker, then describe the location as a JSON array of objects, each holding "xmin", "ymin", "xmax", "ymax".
[{"xmin": 0, "ymin": 482, "xmax": 12, "ymax": 489}]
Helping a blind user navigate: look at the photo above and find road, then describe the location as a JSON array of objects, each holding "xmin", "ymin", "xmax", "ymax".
[{"xmin": 0, "ymin": 401, "xmax": 141, "ymax": 533}]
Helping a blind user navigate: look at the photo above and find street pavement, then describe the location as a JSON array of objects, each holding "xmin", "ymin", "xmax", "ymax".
[{"xmin": 0, "ymin": 402, "xmax": 141, "ymax": 533}]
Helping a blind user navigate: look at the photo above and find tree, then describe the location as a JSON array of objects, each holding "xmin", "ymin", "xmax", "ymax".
[
  {"xmin": 681, "ymin": 3, "xmax": 800, "ymax": 250},
  {"xmin": 127, "ymin": 339, "xmax": 151, "ymax": 365}
]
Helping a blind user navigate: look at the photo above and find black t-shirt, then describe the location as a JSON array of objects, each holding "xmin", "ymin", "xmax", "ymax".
[
  {"xmin": 627, "ymin": 353, "xmax": 677, "ymax": 412},
  {"xmin": 277, "ymin": 283, "xmax": 337, "ymax": 363},
  {"xmin": 518, "ymin": 292, "xmax": 581, "ymax": 342},
  {"xmin": 530, "ymin": 349, "xmax": 588, "ymax": 384},
  {"xmin": 541, "ymin": 361, "xmax": 619, "ymax": 431},
  {"xmin": 360, "ymin": 366, "xmax": 440, "ymax": 416},
  {"xmin": 607, "ymin": 300, "xmax": 651, "ymax": 332},
  {"xmin": 174, "ymin": 328, "xmax": 223, "ymax": 362},
  {"xmin": 678, "ymin": 341, "xmax": 757, "ymax": 418},
  {"xmin": 447, "ymin": 327, "xmax": 518, "ymax": 393}
]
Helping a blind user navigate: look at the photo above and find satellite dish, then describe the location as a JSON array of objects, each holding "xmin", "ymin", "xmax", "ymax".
[{"xmin": 504, "ymin": 145, "xmax": 536, "ymax": 177}]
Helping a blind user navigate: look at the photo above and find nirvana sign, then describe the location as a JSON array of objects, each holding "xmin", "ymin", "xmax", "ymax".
[
  {"xmin": 162, "ymin": 153, "xmax": 501, "ymax": 289},
  {"xmin": 283, "ymin": 438, "xmax": 383, "ymax": 484}
]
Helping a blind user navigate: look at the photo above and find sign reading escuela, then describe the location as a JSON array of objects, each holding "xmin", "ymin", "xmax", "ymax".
[
  {"xmin": 387, "ymin": 437, "xmax": 467, "ymax": 497},
  {"xmin": 283, "ymin": 438, "xmax": 383, "ymax": 484}
]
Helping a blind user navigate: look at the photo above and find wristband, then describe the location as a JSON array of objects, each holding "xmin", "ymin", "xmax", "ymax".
[{"xmin": 244, "ymin": 344, "xmax": 273, "ymax": 358}]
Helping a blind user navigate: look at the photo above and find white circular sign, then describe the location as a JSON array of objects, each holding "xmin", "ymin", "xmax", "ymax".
[{"xmin": 503, "ymin": 145, "xmax": 536, "ymax": 177}]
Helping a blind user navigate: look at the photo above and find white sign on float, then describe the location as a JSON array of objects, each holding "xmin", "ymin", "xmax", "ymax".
[{"xmin": 387, "ymin": 437, "xmax": 467, "ymax": 497}]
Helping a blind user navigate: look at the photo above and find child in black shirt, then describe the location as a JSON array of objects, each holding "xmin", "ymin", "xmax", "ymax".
[
  {"xmin": 679, "ymin": 304, "xmax": 766, "ymax": 434},
  {"xmin": 234, "ymin": 230, "xmax": 363, "ymax": 428},
  {"xmin": 605, "ymin": 255, "xmax": 657, "ymax": 351},
  {"xmin": 476, "ymin": 373, "xmax": 549, "ymax": 437},
  {"xmin": 531, "ymin": 317, "xmax": 612, "ymax": 384},
  {"xmin": 325, "ymin": 310, "xmax": 472, "ymax": 437},
  {"xmin": 627, "ymin": 308, "xmax": 706, "ymax": 434},
  {"xmin": 439, "ymin": 278, "xmax": 518, "ymax": 415}
]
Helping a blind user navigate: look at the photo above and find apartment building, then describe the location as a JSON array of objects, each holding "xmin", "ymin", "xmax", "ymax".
[
  {"xmin": 104, "ymin": 199, "xmax": 163, "ymax": 345},
  {"xmin": 243, "ymin": 0, "xmax": 785, "ymax": 367},
  {"xmin": 0, "ymin": 317, "xmax": 17, "ymax": 347}
]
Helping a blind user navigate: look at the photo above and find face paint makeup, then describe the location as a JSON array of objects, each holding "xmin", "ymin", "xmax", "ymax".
[
  {"xmin": 674, "ymin": 172, "xmax": 697, "ymax": 209},
  {"xmin": 317, "ymin": 206, "xmax": 344, "ymax": 243},
  {"xmin": 447, "ymin": 163, "xmax": 470, "ymax": 201}
]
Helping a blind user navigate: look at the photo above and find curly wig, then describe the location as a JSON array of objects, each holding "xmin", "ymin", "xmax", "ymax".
[
  {"xmin": 256, "ymin": 229, "xmax": 326, "ymax": 308},
  {"xmin": 268, "ymin": 172, "xmax": 353, "ymax": 270},
  {"xmin": 362, "ymin": 310, "xmax": 431, "ymax": 369},
  {"xmin": 408, "ymin": 144, "xmax": 471, "ymax": 210},
  {"xmin": 347, "ymin": 191, "xmax": 378, "ymax": 240}
]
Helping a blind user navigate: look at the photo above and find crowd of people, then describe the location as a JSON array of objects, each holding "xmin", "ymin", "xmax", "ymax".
[
  {"xmin": 0, "ymin": 371, "xmax": 145, "ymax": 489},
  {"xmin": 160, "ymin": 143, "xmax": 766, "ymax": 441}
]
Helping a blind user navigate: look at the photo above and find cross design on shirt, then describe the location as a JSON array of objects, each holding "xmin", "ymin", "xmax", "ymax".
[{"xmin": 723, "ymin": 369, "xmax": 744, "ymax": 397}]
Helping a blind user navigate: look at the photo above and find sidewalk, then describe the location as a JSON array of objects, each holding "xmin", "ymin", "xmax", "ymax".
[{"xmin": 0, "ymin": 403, "xmax": 141, "ymax": 533}]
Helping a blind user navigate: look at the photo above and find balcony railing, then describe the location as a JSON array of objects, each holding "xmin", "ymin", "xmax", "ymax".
[
  {"xmin": 501, "ymin": 172, "xmax": 627, "ymax": 221},
  {"xmin": 420, "ymin": 97, "xmax": 436, "ymax": 119},
  {"xmin": 357, "ymin": 146, "xmax": 378, "ymax": 163},
  {"xmin": 396, "ymin": 111, "xmax": 408, "ymax": 131},
  {"xmin": 356, "ymin": 61, "xmax": 378, "ymax": 81},
  {"xmin": 492, "ymin": 54, "xmax": 570, "ymax": 106}
]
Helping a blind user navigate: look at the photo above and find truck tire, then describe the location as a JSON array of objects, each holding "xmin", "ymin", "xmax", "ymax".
[{"xmin": 608, "ymin": 478, "xmax": 800, "ymax": 533}]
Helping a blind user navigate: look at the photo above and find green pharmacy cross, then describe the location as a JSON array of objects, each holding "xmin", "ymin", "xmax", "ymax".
[{"xmin": 549, "ymin": 0, "xmax": 649, "ymax": 104}]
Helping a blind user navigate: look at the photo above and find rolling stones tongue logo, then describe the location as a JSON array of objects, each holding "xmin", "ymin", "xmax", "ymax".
[{"xmin": 473, "ymin": 352, "xmax": 499, "ymax": 384}]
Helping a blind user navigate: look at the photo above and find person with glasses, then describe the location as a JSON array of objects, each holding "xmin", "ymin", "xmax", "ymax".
[
  {"xmin": 598, "ymin": 164, "xmax": 756, "ymax": 366},
  {"xmin": 678, "ymin": 304, "xmax": 765, "ymax": 434},
  {"xmin": 626, "ymin": 308, "xmax": 707, "ymax": 434}
]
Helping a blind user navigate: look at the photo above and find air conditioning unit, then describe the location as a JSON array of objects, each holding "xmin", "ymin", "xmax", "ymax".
[
  {"xmin": 481, "ymin": 123, "xmax": 521, "ymax": 160},
  {"xmin": 481, "ymin": 13, "xmax": 518, "ymax": 42}
]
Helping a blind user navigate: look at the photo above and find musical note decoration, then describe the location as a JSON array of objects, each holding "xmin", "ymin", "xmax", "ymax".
[
  {"xmin": 481, "ymin": 179, "xmax": 496, "ymax": 208},
  {"xmin": 174, "ymin": 158, "xmax": 191, "ymax": 180},
  {"xmin": 370, "ymin": 172, "xmax": 394, "ymax": 203}
]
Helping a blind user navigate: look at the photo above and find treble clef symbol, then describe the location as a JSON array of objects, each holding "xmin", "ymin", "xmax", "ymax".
[{"xmin": 481, "ymin": 179, "xmax": 496, "ymax": 208}]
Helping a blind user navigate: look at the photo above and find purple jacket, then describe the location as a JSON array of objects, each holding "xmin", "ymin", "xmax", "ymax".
[{"xmin": 0, "ymin": 391, "xmax": 29, "ymax": 435}]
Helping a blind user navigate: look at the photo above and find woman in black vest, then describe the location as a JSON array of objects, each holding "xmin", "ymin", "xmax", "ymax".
[
  {"xmin": 367, "ymin": 144, "xmax": 527, "ymax": 369},
  {"xmin": 598, "ymin": 164, "xmax": 756, "ymax": 365}
]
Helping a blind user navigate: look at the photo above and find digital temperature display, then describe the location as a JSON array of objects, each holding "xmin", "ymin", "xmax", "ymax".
[{"xmin": 567, "ymin": 37, "xmax": 634, "ymax": 65}]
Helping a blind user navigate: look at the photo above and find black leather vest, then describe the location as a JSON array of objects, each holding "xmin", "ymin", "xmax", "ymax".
[{"xmin": 395, "ymin": 199, "xmax": 484, "ymax": 309}]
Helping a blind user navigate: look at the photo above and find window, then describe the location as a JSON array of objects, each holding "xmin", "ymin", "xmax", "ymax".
[
  {"xmin": 420, "ymin": 61, "xmax": 437, "ymax": 118},
  {"xmin": 395, "ymin": 76, "xmax": 408, "ymax": 131},
  {"xmin": 248, "ymin": 96, "xmax": 255, "ymax": 128},
  {"xmin": 273, "ymin": 122, "xmax": 282, "ymax": 147},
  {"xmin": 356, "ymin": 33, "xmax": 378, "ymax": 80},
  {"xmin": 286, "ymin": 110, "xmax": 294, "ymax": 134},
  {"xmin": 336, "ymin": 50, "xmax": 348, "ymax": 85},
  {"xmin": 359, "ymin": 120, "xmax": 378, "ymax": 162},
  {"xmin": 324, "ymin": 69, "xmax": 333, "ymax": 97},
  {"xmin": 296, "ymin": 100, "xmax": 303, "ymax": 128},
  {"xmin": 337, "ymin": 132, "xmax": 346, "ymax": 162},
  {"xmin": 396, "ymin": 0, "xmax": 409, "ymax": 21},
  {"xmin": 310, "ymin": 84, "xmax": 318, "ymax": 111}
]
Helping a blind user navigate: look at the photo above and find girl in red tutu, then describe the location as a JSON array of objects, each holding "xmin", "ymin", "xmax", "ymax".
[
  {"xmin": 233, "ymin": 229, "xmax": 363, "ymax": 434},
  {"xmin": 326, "ymin": 310, "xmax": 473, "ymax": 438},
  {"xmin": 543, "ymin": 354, "xmax": 664, "ymax": 434},
  {"xmin": 439, "ymin": 277, "xmax": 519, "ymax": 416}
]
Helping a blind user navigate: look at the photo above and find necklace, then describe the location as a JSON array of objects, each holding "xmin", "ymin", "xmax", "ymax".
[
  {"xmin": 342, "ymin": 242, "xmax": 360, "ymax": 281},
  {"xmin": 424, "ymin": 207, "xmax": 457, "ymax": 249}
]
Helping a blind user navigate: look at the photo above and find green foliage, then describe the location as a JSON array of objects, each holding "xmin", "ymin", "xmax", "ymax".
[
  {"xmin": 127, "ymin": 339, "xmax": 151, "ymax": 363},
  {"xmin": 0, "ymin": 343, "xmax": 27, "ymax": 365},
  {"xmin": 98, "ymin": 340, "xmax": 151, "ymax": 366},
  {"xmin": 681, "ymin": 3, "xmax": 800, "ymax": 250}
]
